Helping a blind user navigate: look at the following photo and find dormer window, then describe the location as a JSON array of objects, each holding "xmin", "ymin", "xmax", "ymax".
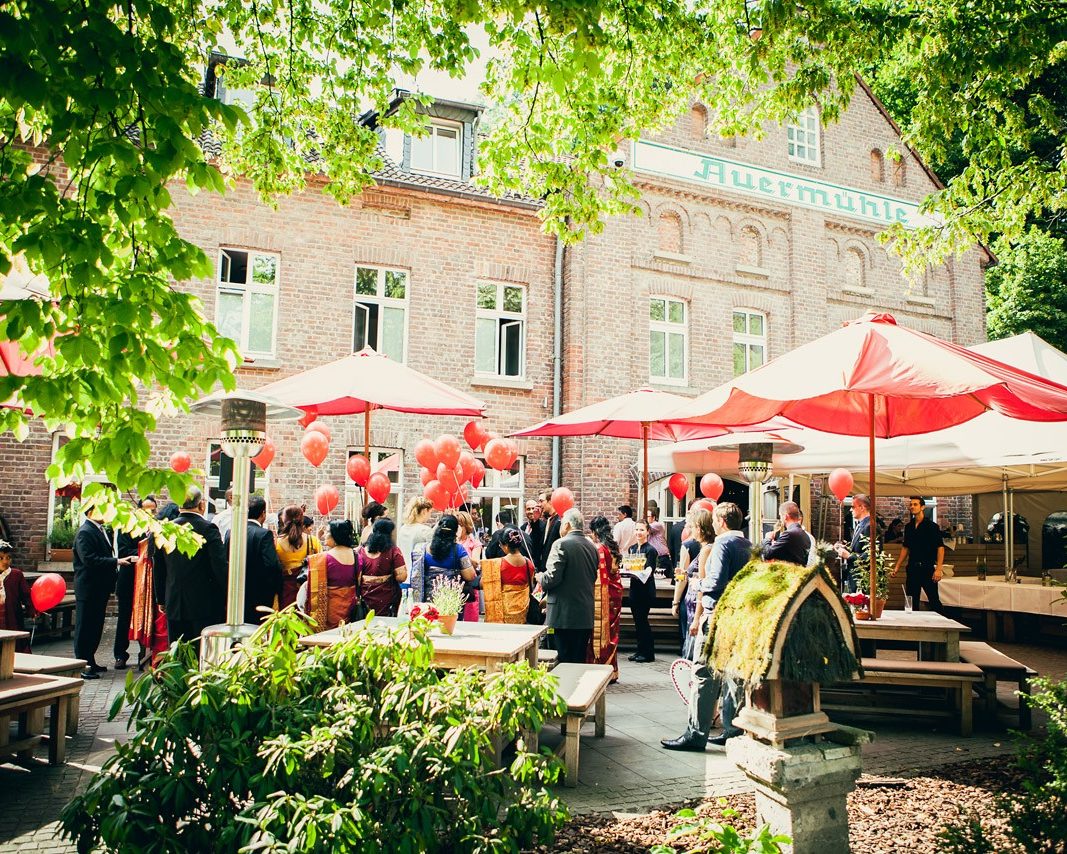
[{"xmin": 410, "ymin": 120, "xmax": 462, "ymax": 177}]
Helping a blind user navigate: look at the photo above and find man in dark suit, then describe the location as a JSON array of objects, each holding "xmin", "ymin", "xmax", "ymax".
[
  {"xmin": 154, "ymin": 486, "xmax": 227, "ymax": 647},
  {"xmin": 761, "ymin": 501, "xmax": 810, "ymax": 566},
  {"xmin": 537, "ymin": 490, "xmax": 562, "ymax": 572},
  {"xmin": 74, "ymin": 499, "xmax": 136, "ymax": 679},
  {"xmin": 225, "ymin": 494, "xmax": 282, "ymax": 624},
  {"xmin": 520, "ymin": 499, "xmax": 545, "ymax": 569},
  {"xmin": 484, "ymin": 509, "xmax": 535, "ymax": 564},
  {"xmin": 835, "ymin": 493, "xmax": 873, "ymax": 593},
  {"xmin": 537, "ymin": 507, "xmax": 598, "ymax": 664}
]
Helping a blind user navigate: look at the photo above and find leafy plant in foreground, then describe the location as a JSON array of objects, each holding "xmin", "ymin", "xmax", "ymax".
[{"xmin": 649, "ymin": 801, "xmax": 790, "ymax": 854}]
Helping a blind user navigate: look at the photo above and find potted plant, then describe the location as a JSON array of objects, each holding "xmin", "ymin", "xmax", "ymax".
[
  {"xmin": 47, "ymin": 504, "xmax": 78, "ymax": 562},
  {"xmin": 849, "ymin": 535, "xmax": 891, "ymax": 620},
  {"xmin": 429, "ymin": 577, "xmax": 466, "ymax": 635}
]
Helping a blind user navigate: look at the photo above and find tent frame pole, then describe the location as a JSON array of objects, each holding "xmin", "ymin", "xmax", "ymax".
[
  {"xmin": 642, "ymin": 422, "xmax": 650, "ymax": 522},
  {"xmin": 869, "ymin": 394, "xmax": 878, "ymax": 620}
]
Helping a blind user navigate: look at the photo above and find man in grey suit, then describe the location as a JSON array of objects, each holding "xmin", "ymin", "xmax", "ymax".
[{"xmin": 538, "ymin": 507, "xmax": 598, "ymax": 664}]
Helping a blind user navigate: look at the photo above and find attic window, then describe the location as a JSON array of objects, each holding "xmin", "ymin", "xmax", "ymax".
[{"xmin": 410, "ymin": 119, "xmax": 462, "ymax": 178}]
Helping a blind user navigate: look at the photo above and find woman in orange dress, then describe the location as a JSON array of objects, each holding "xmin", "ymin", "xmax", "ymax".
[
  {"xmin": 275, "ymin": 505, "xmax": 322, "ymax": 609},
  {"xmin": 588, "ymin": 515, "xmax": 624, "ymax": 681}
]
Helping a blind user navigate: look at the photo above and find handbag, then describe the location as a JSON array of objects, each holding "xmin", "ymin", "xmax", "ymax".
[
  {"xmin": 350, "ymin": 550, "xmax": 369, "ymax": 622},
  {"xmin": 526, "ymin": 563, "xmax": 545, "ymax": 625}
]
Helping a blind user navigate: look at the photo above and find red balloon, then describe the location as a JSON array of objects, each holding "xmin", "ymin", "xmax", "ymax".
[
  {"xmin": 668, "ymin": 473, "xmax": 689, "ymax": 501},
  {"xmin": 550, "ymin": 486, "xmax": 575, "ymax": 516},
  {"xmin": 828, "ymin": 468, "xmax": 854, "ymax": 502},
  {"xmin": 366, "ymin": 471, "xmax": 391, "ymax": 503},
  {"xmin": 169, "ymin": 451, "xmax": 191, "ymax": 473},
  {"xmin": 470, "ymin": 459, "xmax": 485, "ymax": 489},
  {"xmin": 297, "ymin": 407, "xmax": 319, "ymax": 429},
  {"xmin": 315, "ymin": 484, "xmax": 340, "ymax": 516},
  {"xmin": 484, "ymin": 438, "xmax": 512, "ymax": 472},
  {"xmin": 306, "ymin": 420, "xmax": 331, "ymax": 441},
  {"xmin": 300, "ymin": 430, "xmax": 329, "ymax": 467},
  {"xmin": 437, "ymin": 462, "xmax": 463, "ymax": 494},
  {"xmin": 694, "ymin": 498, "xmax": 717, "ymax": 514},
  {"xmin": 346, "ymin": 454, "xmax": 371, "ymax": 486},
  {"xmin": 452, "ymin": 484, "xmax": 470, "ymax": 507},
  {"xmin": 420, "ymin": 467, "xmax": 434, "ymax": 487},
  {"xmin": 458, "ymin": 451, "xmax": 477, "ymax": 484},
  {"xmin": 699, "ymin": 473, "xmax": 724, "ymax": 501},
  {"xmin": 251, "ymin": 439, "xmax": 276, "ymax": 470},
  {"xmin": 414, "ymin": 438, "xmax": 438, "ymax": 471},
  {"xmin": 435, "ymin": 434, "xmax": 462, "ymax": 469},
  {"xmin": 463, "ymin": 421, "xmax": 487, "ymax": 451},
  {"xmin": 30, "ymin": 573, "xmax": 66, "ymax": 612},
  {"xmin": 424, "ymin": 479, "xmax": 448, "ymax": 511}
]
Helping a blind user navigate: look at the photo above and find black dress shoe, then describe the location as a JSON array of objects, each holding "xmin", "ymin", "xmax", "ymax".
[
  {"xmin": 81, "ymin": 669, "xmax": 100, "ymax": 680},
  {"xmin": 627, "ymin": 653, "xmax": 640, "ymax": 661},
  {"xmin": 709, "ymin": 734, "xmax": 735, "ymax": 747},
  {"xmin": 90, "ymin": 664, "xmax": 108, "ymax": 674},
  {"xmin": 114, "ymin": 658, "xmax": 128, "ymax": 670},
  {"xmin": 661, "ymin": 733, "xmax": 707, "ymax": 752},
  {"xmin": 630, "ymin": 655, "xmax": 655, "ymax": 663}
]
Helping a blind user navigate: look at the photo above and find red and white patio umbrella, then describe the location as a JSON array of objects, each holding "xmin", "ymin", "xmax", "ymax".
[
  {"xmin": 667, "ymin": 312, "xmax": 1067, "ymax": 615},
  {"xmin": 512, "ymin": 387, "xmax": 742, "ymax": 517}
]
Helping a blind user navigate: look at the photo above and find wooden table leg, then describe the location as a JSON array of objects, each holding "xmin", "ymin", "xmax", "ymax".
[
  {"xmin": 985, "ymin": 610, "xmax": 998, "ymax": 641},
  {"xmin": 959, "ymin": 685, "xmax": 973, "ymax": 737},
  {"xmin": 526, "ymin": 640, "xmax": 538, "ymax": 668},
  {"xmin": 595, "ymin": 694, "xmax": 606, "ymax": 738},
  {"xmin": 48, "ymin": 698, "xmax": 68, "ymax": 765},
  {"xmin": 564, "ymin": 713, "xmax": 580, "ymax": 787},
  {"xmin": 1002, "ymin": 613, "xmax": 1016, "ymax": 643},
  {"xmin": 945, "ymin": 635, "xmax": 960, "ymax": 663}
]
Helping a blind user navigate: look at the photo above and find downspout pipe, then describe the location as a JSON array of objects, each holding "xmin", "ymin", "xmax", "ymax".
[{"xmin": 551, "ymin": 234, "xmax": 564, "ymax": 487}]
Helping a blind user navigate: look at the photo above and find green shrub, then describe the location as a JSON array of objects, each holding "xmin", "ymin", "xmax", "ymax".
[
  {"xmin": 47, "ymin": 504, "xmax": 78, "ymax": 549},
  {"xmin": 60, "ymin": 610, "xmax": 569, "ymax": 853},
  {"xmin": 649, "ymin": 801, "xmax": 790, "ymax": 854}
]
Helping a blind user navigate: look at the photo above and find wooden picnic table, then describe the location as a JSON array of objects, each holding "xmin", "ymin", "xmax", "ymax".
[
  {"xmin": 301, "ymin": 618, "xmax": 548, "ymax": 673},
  {"xmin": 852, "ymin": 610, "xmax": 970, "ymax": 662},
  {"xmin": 0, "ymin": 629, "xmax": 29, "ymax": 679}
]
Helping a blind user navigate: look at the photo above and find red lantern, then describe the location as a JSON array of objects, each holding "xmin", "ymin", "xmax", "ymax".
[
  {"xmin": 366, "ymin": 472, "xmax": 391, "ymax": 503},
  {"xmin": 484, "ymin": 438, "xmax": 512, "ymax": 472},
  {"xmin": 437, "ymin": 462, "xmax": 463, "ymax": 495},
  {"xmin": 550, "ymin": 486, "xmax": 575, "ymax": 516},
  {"xmin": 297, "ymin": 407, "xmax": 319, "ymax": 429},
  {"xmin": 346, "ymin": 454, "xmax": 371, "ymax": 486},
  {"xmin": 300, "ymin": 430, "xmax": 329, "ymax": 467},
  {"xmin": 424, "ymin": 479, "xmax": 448, "ymax": 511},
  {"xmin": 315, "ymin": 484, "xmax": 340, "ymax": 516},
  {"xmin": 694, "ymin": 498, "xmax": 717, "ymax": 514},
  {"xmin": 668, "ymin": 473, "xmax": 689, "ymax": 501},
  {"xmin": 828, "ymin": 468, "xmax": 854, "ymax": 502},
  {"xmin": 169, "ymin": 451, "xmax": 191, "ymax": 474},
  {"xmin": 470, "ymin": 459, "xmax": 485, "ymax": 489},
  {"xmin": 699, "ymin": 473, "xmax": 724, "ymax": 501},
  {"xmin": 306, "ymin": 420, "xmax": 331, "ymax": 441},
  {"xmin": 414, "ymin": 438, "xmax": 438, "ymax": 471},
  {"xmin": 434, "ymin": 434, "xmax": 461, "ymax": 469},
  {"xmin": 420, "ymin": 467, "xmax": 434, "ymax": 487},
  {"xmin": 463, "ymin": 420, "xmax": 487, "ymax": 451},
  {"xmin": 251, "ymin": 439, "xmax": 276, "ymax": 470},
  {"xmin": 30, "ymin": 573, "xmax": 66, "ymax": 613}
]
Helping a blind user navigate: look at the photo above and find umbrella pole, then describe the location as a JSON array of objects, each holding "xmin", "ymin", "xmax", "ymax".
[
  {"xmin": 364, "ymin": 408, "xmax": 371, "ymax": 506},
  {"xmin": 869, "ymin": 393, "xmax": 878, "ymax": 620},
  {"xmin": 642, "ymin": 422, "xmax": 649, "ymax": 522}
]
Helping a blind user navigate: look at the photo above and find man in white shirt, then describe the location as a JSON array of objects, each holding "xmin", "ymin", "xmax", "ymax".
[
  {"xmin": 613, "ymin": 504, "xmax": 637, "ymax": 553},
  {"xmin": 212, "ymin": 487, "xmax": 234, "ymax": 541}
]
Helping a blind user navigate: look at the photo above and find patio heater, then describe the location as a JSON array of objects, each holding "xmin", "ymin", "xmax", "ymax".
[
  {"xmin": 738, "ymin": 442, "xmax": 774, "ymax": 543},
  {"xmin": 190, "ymin": 390, "xmax": 301, "ymax": 668}
]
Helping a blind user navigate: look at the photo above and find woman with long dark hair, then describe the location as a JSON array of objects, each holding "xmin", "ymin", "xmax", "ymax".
[
  {"xmin": 356, "ymin": 518, "xmax": 408, "ymax": 617},
  {"xmin": 410, "ymin": 514, "xmax": 476, "ymax": 607},
  {"xmin": 275, "ymin": 505, "xmax": 322, "ymax": 608},
  {"xmin": 306, "ymin": 519, "xmax": 359, "ymax": 629},
  {"xmin": 497, "ymin": 528, "xmax": 537, "ymax": 624},
  {"xmin": 588, "ymin": 515, "xmax": 624, "ymax": 680}
]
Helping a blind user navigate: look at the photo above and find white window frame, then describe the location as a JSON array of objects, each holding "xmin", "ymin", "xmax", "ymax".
[
  {"xmin": 470, "ymin": 456, "xmax": 525, "ymax": 535},
  {"xmin": 345, "ymin": 448, "xmax": 404, "ymax": 523},
  {"xmin": 215, "ymin": 248, "xmax": 280, "ymax": 359},
  {"xmin": 649, "ymin": 296, "xmax": 688, "ymax": 386},
  {"xmin": 409, "ymin": 118, "xmax": 463, "ymax": 178},
  {"xmin": 732, "ymin": 309, "xmax": 767, "ymax": 376},
  {"xmin": 353, "ymin": 266, "xmax": 409, "ymax": 363},
  {"xmin": 787, "ymin": 107, "xmax": 821, "ymax": 167},
  {"xmin": 475, "ymin": 282, "xmax": 527, "ymax": 380}
]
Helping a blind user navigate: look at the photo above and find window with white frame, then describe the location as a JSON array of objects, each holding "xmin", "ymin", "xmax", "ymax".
[
  {"xmin": 470, "ymin": 456, "xmax": 524, "ymax": 536},
  {"xmin": 354, "ymin": 266, "xmax": 408, "ymax": 363},
  {"xmin": 345, "ymin": 448, "xmax": 403, "ymax": 522},
  {"xmin": 475, "ymin": 282, "xmax": 526, "ymax": 379},
  {"xmin": 410, "ymin": 120, "xmax": 462, "ymax": 177},
  {"xmin": 787, "ymin": 107, "xmax": 820, "ymax": 166},
  {"xmin": 732, "ymin": 309, "xmax": 766, "ymax": 376},
  {"xmin": 216, "ymin": 248, "xmax": 279, "ymax": 358},
  {"xmin": 649, "ymin": 297, "xmax": 687, "ymax": 384}
]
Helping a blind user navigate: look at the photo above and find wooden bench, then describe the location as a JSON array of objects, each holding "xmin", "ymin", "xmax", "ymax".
[
  {"xmin": 14, "ymin": 653, "xmax": 87, "ymax": 735},
  {"xmin": 0, "ymin": 674, "xmax": 82, "ymax": 765},
  {"xmin": 545, "ymin": 663, "xmax": 614, "ymax": 787},
  {"xmin": 959, "ymin": 641, "xmax": 1036, "ymax": 730},
  {"xmin": 32, "ymin": 593, "xmax": 76, "ymax": 641},
  {"xmin": 823, "ymin": 658, "xmax": 983, "ymax": 736},
  {"xmin": 537, "ymin": 649, "xmax": 558, "ymax": 670}
]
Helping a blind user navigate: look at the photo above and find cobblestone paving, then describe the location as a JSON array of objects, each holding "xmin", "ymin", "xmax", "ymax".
[{"xmin": 2, "ymin": 626, "xmax": 1061, "ymax": 849}]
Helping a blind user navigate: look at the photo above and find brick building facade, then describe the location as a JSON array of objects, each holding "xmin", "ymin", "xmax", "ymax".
[{"xmin": 0, "ymin": 81, "xmax": 989, "ymax": 568}]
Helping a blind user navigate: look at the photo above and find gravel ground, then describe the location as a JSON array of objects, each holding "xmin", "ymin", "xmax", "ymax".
[{"xmin": 535, "ymin": 758, "xmax": 1025, "ymax": 853}]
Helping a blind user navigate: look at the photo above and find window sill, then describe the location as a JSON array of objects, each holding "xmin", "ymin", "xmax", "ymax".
[
  {"xmin": 240, "ymin": 357, "xmax": 283, "ymax": 370},
  {"xmin": 842, "ymin": 287, "xmax": 873, "ymax": 297},
  {"xmin": 471, "ymin": 375, "xmax": 535, "ymax": 391},
  {"xmin": 906, "ymin": 295, "xmax": 936, "ymax": 306},
  {"xmin": 653, "ymin": 250, "xmax": 692, "ymax": 265},
  {"xmin": 736, "ymin": 264, "xmax": 770, "ymax": 279},
  {"xmin": 648, "ymin": 381, "xmax": 697, "ymax": 396}
]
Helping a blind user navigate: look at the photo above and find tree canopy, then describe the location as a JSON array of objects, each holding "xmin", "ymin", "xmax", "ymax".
[{"xmin": 1, "ymin": 0, "xmax": 1063, "ymax": 538}]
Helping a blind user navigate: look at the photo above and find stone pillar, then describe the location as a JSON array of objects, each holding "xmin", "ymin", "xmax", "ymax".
[{"xmin": 727, "ymin": 733, "xmax": 868, "ymax": 853}]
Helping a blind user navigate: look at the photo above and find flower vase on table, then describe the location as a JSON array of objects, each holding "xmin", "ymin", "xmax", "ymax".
[
  {"xmin": 849, "ymin": 536, "xmax": 891, "ymax": 619},
  {"xmin": 429, "ymin": 577, "xmax": 466, "ymax": 636}
]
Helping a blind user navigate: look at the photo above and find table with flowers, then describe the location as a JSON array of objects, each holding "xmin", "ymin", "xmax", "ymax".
[{"xmin": 849, "ymin": 610, "xmax": 970, "ymax": 662}]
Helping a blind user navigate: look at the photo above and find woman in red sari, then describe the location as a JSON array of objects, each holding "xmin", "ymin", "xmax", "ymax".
[
  {"xmin": 130, "ymin": 501, "xmax": 178, "ymax": 669},
  {"xmin": 588, "ymin": 515, "xmax": 624, "ymax": 682}
]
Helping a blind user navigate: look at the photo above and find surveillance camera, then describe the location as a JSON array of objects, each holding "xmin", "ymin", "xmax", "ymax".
[{"xmin": 613, "ymin": 158, "xmax": 625, "ymax": 168}]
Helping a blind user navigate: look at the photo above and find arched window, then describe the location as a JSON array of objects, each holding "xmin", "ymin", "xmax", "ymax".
[
  {"xmin": 893, "ymin": 157, "xmax": 907, "ymax": 187},
  {"xmin": 870, "ymin": 149, "xmax": 884, "ymax": 183},
  {"xmin": 658, "ymin": 212, "xmax": 683, "ymax": 254},
  {"xmin": 690, "ymin": 104, "xmax": 708, "ymax": 138},
  {"xmin": 844, "ymin": 248, "xmax": 865, "ymax": 291},
  {"xmin": 739, "ymin": 226, "xmax": 761, "ymax": 267}
]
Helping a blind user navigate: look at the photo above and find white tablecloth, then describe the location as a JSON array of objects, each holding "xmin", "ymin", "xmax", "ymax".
[{"xmin": 939, "ymin": 578, "xmax": 1067, "ymax": 617}]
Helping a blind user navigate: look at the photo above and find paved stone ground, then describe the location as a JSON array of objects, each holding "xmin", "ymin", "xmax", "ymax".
[{"xmin": 2, "ymin": 624, "xmax": 1063, "ymax": 850}]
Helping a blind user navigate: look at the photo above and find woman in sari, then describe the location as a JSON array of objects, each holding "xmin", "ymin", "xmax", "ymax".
[
  {"xmin": 130, "ymin": 501, "xmax": 178, "ymax": 670},
  {"xmin": 306, "ymin": 519, "xmax": 358, "ymax": 630},
  {"xmin": 356, "ymin": 518, "xmax": 407, "ymax": 617},
  {"xmin": 498, "ymin": 528, "xmax": 536, "ymax": 623},
  {"xmin": 275, "ymin": 505, "xmax": 322, "ymax": 609},
  {"xmin": 588, "ymin": 515, "xmax": 624, "ymax": 682}
]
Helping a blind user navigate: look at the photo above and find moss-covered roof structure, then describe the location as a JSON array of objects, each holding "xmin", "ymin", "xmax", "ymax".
[{"xmin": 704, "ymin": 561, "xmax": 861, "ymax": 688}]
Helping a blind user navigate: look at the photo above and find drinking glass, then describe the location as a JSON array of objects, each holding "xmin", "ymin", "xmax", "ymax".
[{"xmin": 903, "ymin": 594, "xmax": 913, "ymax": 613}]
